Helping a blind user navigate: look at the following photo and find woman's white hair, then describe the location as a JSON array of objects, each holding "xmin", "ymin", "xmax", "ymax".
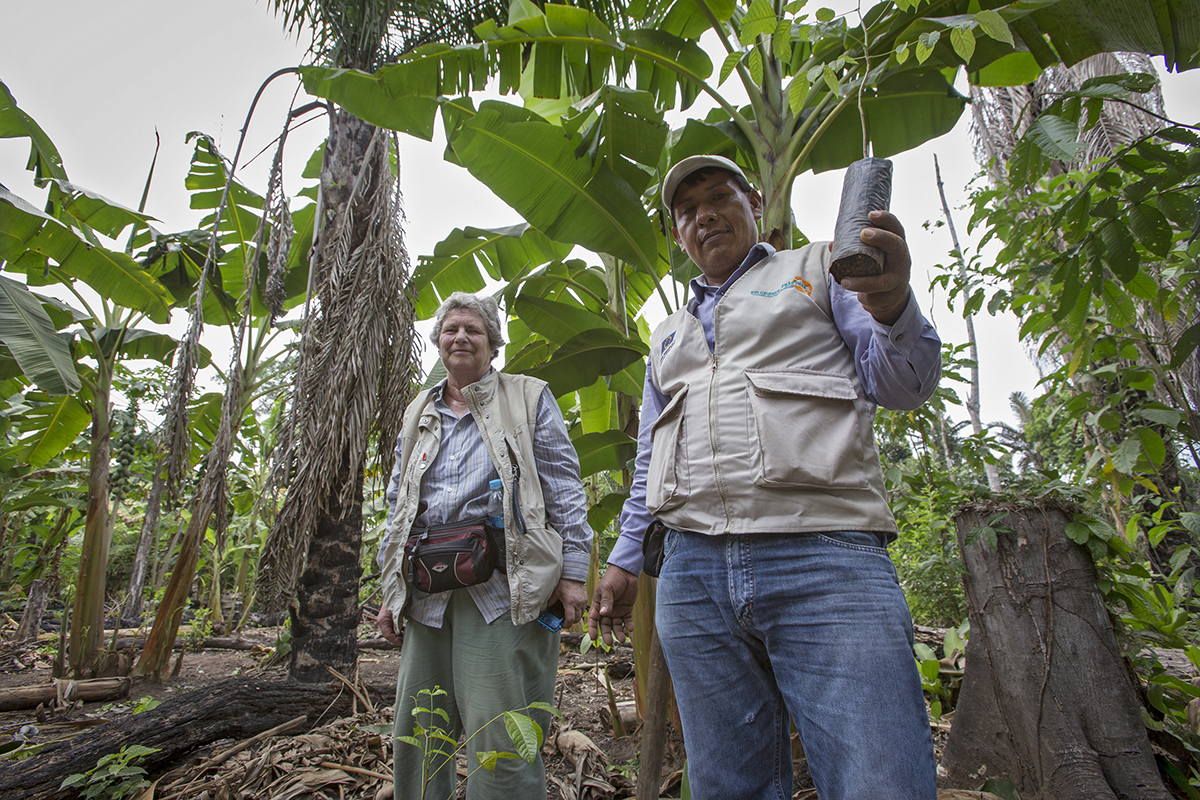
[{"xmin": 429, "ymin": 292, "xmax": 506, "ymax": 359}]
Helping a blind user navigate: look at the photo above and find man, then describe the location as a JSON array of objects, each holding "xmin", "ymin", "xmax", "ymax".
[{"xmin": 587, "ymin": 154, "xmax": 941, "ymax": 800}]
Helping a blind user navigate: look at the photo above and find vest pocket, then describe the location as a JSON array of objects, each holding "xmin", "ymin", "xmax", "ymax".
[
  {"xmin": 647, "ymin": 386, "xmax": 690, "ymax": 513},
  {"xmin": 745, "ymin": 369, "xmax": 869, "ymax": 489}
]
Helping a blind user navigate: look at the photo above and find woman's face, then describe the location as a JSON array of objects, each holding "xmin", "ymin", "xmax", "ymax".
[{"xmin": 438, "ymin": 308, "xmax": 493, "ymax": 382}]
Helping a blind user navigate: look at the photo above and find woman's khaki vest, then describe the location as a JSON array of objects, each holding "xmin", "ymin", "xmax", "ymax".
[{"xmin": 379, "ymin": 371, "xmax": 563, "ymax": 626}]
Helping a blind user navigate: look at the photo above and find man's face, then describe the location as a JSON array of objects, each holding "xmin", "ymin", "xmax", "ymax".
[{"xmin": 671, "ymin": 169, "xmax": 763, "ymax": 285}]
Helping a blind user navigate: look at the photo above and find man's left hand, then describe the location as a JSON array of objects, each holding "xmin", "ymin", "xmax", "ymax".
[
  {"xmin": 838, "ymin": 210, "xmax": 912, "ymax": 326},
  {"xmin": 548, "ymin": 578, "xmax": 588, "ymax": 628}
]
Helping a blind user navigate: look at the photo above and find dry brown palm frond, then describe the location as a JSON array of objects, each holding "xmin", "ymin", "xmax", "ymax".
[
  {"xmin": 256, "ymin": 118, "xmax": 420, "ymax": 612},
  {"xmin": 263, "ymin": 111, "xmax": 297, "ymax": 319},
  {"xmin": 162, "ymin": 297, "xmax": 205, "ymax": 506}
]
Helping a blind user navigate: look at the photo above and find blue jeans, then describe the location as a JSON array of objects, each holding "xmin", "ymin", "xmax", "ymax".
[{"xmin": 655, "ymin": 529, "xmax": 937, "ymax": 800}]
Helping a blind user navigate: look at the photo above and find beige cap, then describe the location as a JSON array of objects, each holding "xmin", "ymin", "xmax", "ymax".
[{"xmin": 661, "ymin": 154, "xmax": 751, "ymax": 220}]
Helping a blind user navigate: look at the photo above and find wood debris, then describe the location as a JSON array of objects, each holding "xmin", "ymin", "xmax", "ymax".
[{"xmin": 153, "ymin": 708, "xmax": 396, "ymax": 800}]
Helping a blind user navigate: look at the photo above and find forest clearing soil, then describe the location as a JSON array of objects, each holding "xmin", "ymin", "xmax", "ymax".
[{"xmin": 0, "ymin": 624, "xmax": 699, "ymax": 798}]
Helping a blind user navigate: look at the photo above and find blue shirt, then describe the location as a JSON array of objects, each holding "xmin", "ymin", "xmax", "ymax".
[
  {"xmin": 608, "ymin": 243, "xmax": 942, "ymax": 573},
  {"xmin": 382, "ymin": 378, "xmax": 593, "ymax": 626}
]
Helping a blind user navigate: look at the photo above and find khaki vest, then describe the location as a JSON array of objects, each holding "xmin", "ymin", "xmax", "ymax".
[
  {"xmin": 646, "ymin": 243, "xmax": 898, "ymax": 536},
  {"xmin": 379, "ymin": 371, "xmax": 564, "ymax": 626}
]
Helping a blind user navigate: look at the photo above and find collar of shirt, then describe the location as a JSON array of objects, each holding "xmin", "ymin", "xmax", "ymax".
[
  {"xmin": 429, "ymin": 368, "xmax": 495, "ymax": 416},
  {"xmin": 687, "ymin": 241, "xmax": 777, "ymax": 305}
]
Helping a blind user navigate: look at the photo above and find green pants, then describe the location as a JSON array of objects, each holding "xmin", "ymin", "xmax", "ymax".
[{"xmin": 392, "ymin": 590, "xmax": 559, "ymax": 800}]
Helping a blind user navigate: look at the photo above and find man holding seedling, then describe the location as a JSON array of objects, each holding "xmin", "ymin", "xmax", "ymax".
[{"xmin": 587, "ymin": 154, "xmax": 942, "ymax": 800}]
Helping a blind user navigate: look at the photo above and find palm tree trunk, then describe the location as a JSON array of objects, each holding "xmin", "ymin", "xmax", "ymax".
[
  {"xmin": 283, "ymin": 108, "xmax": 376, "ymax": 682},
  {"xmin": 289, "ymin": 461, "xmax": 364, "ymax": 682},
  {"xmin": 257, "ymin": 104, "xmax": 417, "ymax": 678}
]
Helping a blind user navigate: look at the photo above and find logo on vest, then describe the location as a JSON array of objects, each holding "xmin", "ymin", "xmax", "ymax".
[
  {"xmin": 750, "ymin": 276, "xmax": 813, "ymax": 298},
  {"xmin": 661, "ymin": 331, "xmax": 676, "ymax": 357}
]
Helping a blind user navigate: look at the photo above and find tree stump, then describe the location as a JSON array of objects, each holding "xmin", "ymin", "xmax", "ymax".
[{"xmin": 940, "ymin": 502, "xmax": 1170, "ymax": 800}]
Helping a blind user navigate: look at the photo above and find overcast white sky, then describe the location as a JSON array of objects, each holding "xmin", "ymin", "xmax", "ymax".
[{"xmin": 3, "ymin": 0, "xmax": 1198, "ymax": 427}]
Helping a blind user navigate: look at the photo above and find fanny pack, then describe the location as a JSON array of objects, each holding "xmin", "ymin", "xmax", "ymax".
[{"xmin": 404, "ymin": 516, "xmax": 506, "ymax": 594}]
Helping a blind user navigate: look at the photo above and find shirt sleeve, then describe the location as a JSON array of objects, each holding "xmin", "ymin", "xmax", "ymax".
[
  {"xmin": 606, "ymin": 359, "xmax": 670, "ymax": 575},
  {"xmin": 531, "ymin": 386, "xmax": 594, "ymax": 583},
  {"xmin": 376, "ymin": 432, "xmax": 406, "ymax": 571},
  {"xmin": 830, "ymin": 282, "xmax": 942, "ymax": 411}
]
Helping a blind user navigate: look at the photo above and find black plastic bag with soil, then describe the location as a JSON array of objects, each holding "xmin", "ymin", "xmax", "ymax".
[{"xmin": 829, "ymin": 157, "xmax": 892, "ymax": 283}]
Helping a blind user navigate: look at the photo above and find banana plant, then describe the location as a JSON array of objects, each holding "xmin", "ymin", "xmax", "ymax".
[
  {"xmin": 0, "ymin": 82, "xmax": 194, "ymax": 677},
  {"xmin": 135, "ymin": 132, "xmax": 308, "ymax": 679}
]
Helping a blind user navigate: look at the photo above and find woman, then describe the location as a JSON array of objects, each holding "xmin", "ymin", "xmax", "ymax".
[{"xmin": 376, "ymin": 292, "xmax": 591, "ymax": 799}]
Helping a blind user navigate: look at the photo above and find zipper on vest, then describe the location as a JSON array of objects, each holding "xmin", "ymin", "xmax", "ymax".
[{"xmin": 708, "ymin": 353, "xmax": 734, "ymax": 530}]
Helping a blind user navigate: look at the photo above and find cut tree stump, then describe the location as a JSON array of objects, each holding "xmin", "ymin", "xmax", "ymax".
[
  {"xmin": 0, "ymin": 676, "xmax": 390, "ymax": 800},
  {"xmin": 939, "ymin": 501, "xmax": 1171, "ymax": 800}
]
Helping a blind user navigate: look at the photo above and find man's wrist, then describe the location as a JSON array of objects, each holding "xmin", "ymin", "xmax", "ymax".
[{"xmin": 865, "ymin": 287, "xmax": 911, "ymax": 326}]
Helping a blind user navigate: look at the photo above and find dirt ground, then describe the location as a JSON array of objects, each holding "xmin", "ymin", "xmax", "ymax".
[{"xmin": 0, "ymin": 622, "xmax": 698, "ymax": 799}]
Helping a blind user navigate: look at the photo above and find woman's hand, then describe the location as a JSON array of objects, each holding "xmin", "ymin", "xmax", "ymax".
[
  {"xmin": 376, "ymin": 606, "xmax": 404, "ymax": 647},
  {"xmin": 547, "ymin": 578, "xmax": 588, "ymax": 628}
]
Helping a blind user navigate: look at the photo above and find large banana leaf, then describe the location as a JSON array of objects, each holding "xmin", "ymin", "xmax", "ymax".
[
  {"xmin": 519, "ymin": 326, "xmax": 648, "ymax": 395},
  {"xmin": 43, "ymin": 179, "xmax": 155, "ymax": 241},
  {"xmin": 142, "ymin": 228, "xmax": 240, "ymax": 326},
  {"xmin": 451, "ymin": 103, "xmax": 659, "ymax": 272},
  {"xmin": 505, "ymin": 263, "xmax": 650, "ymax": 402},
  {"xmin": 572, "ymin": 429, "xmax": 638, "ymax": 476},
  {"xmin": 299, "ymin": 66, "xmax": 441, "ymax": 139},
  {"xmin": 563, "ymin": 86, "xmax": 670, "ymax": 193},
  {"xmin": 0, "ymin": 186, "xmax": 174, "ymax": 323},
  {"xmin": 1020, "ymin": 0, "xmax": 1199, "ymax": 72},
  {"xmin": 185, "ymin": 134, "xmax": 266, "ymax": 300},
  {"xmin": 0, "ymin": 275, "xmax": 80, "ymax": 395},
  {"xmin": 514, "ymin": 258, "xmax": 614, "ymax": 313},
  {"xmin": 182, "ymin": 132, "xmax": 314, "ymax": 318},
  {"xmin": 16, "ymin": 394, "xmax": 91, "ymax": 469},
  {"xmin": 0, "ymin": 80, "xmax": 66, "ymax": 183},
  {"xmin": 513, "ymin": 295, "xmax": 622, "ymax": 342},
  {"xmin": 807, "ymin": 71, "xmax": 968, "ymax": 173},
  {"xmin": 411, "ymin": 223, "xmax": 572, "ymax": 319}
]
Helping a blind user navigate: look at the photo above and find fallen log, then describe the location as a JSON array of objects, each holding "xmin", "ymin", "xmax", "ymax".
[
  {"xmin": 0, "ymin": 677, "xmax": 131, "ymax": 712},
  {"xmin": 105, "ymin": 635, "xmax": 270, "ymax": 651},
  {"xmin": 0, "ymin": 676, "xmax": 390, "ymax": 800}
]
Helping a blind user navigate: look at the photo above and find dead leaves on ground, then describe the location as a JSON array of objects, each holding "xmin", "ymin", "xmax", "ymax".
[
  {"xmin": 137, "ymin": 707, "xmax": 635, "ymax": 800},
  {"xmin": 145, "ymin": 712, "xmax": 394, "ymax": 800}
]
